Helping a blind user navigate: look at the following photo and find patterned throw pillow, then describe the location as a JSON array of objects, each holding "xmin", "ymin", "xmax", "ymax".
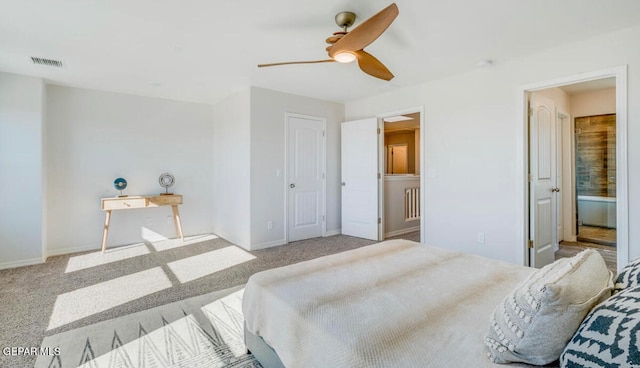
[
  {"xmin": 560, "ymin": 285, "xmax": 640, "ymax": 367},
  {"xmin": 614, "ymin": 256, "xmax": 640, "ymax": 293},
  {"xmin": 484, "ymin": 249, "xmax": 613, "ymax": 365}
]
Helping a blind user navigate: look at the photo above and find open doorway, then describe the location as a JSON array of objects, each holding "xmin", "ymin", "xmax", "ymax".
[
  {"xmin": 381, "ymin": 112, "xmax": 421, "ymax": 242},
  {"xmin": 574, "ymin": 113, "xmax": 617, "ymax": 247},
  {"xmin": 521, "ymin": 67, "xmax": 627, "ymax": 273},
  {"xmin": 340, "ymin": 107, "xmax": 424, "ymax": 243},
  {"xmin": 531, "ymin": 81, "xmax": 617, "ymax": 272}
]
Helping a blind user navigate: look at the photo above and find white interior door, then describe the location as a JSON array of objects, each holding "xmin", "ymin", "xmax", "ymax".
[
  {"xmin": 341, "ymin": 118, "xmax": 380, "ymax": 240},
  {"xmin": 529, "ymin": 93, "xmax": 557, "ymax": 268},
  {"xmin": 287, "ymin": 114, "xmax": 325, "ymax": 242}
]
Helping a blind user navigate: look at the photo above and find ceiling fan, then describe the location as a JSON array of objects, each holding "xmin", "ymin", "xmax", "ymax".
[{"xmin": 258, "ymin": 3, "xmax": 399, "ymax": 81}]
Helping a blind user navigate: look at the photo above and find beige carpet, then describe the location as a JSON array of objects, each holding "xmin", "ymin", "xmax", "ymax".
[{"xmin": 3, "ymin": 232, "xmax": 418, "ymax": 368}]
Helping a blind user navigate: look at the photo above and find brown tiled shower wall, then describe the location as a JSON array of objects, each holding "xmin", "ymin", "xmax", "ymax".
[{"xmin": 575, "ymin": 114, "xmax": 616, "ymax": 197}]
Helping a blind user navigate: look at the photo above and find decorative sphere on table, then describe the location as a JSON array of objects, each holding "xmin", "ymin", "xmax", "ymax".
[
  {"xmin": 159, "ymin": 173, "xmax": 175, "ymax": 195},
  {"xmin": 113, "ymin": 177, "xmax": 128, "ymax": 197}
]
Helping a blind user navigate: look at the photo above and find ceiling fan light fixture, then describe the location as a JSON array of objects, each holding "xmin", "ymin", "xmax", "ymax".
[
  {"xmin": 333, "ymin": 52, "xmax": 356, "ymax": 63},
  {"xmin": 257, "ymin": 3, "xmax": 398, "ymax": 80}
]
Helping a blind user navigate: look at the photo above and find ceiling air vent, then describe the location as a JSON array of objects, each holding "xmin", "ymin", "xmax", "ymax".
[{"xmin": 30, "ymin": 57, "xmax": 64, "ymax": 68}]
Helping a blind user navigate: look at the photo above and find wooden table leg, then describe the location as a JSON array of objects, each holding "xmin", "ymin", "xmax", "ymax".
[
  {"xmin": 101, "ymin": 210, "xmax": 112, "ymax": 253},
  {"xmin": 172, "ymin": 205, "xmax": 184, "ymax": 241}
]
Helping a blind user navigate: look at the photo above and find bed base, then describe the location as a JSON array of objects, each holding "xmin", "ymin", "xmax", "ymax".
[{"xmin": 244, "ymin": 324, "xmax": 286, "ymax": 368}]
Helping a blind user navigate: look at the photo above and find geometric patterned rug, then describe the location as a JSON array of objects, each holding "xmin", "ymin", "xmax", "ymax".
[{"xmin": 35, "ymin": 286, "xmax": 261, "ymax": 368}]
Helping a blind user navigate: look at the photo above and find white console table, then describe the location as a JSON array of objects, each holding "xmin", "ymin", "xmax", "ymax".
[{"xmin": 100, "ymin": 194, "xmax": 184, "ymax": 252}]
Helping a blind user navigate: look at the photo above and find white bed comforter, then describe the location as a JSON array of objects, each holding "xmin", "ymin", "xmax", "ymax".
[{"xmin": 243, "ymin": 239, "xmax": 540, "ymax": 368}]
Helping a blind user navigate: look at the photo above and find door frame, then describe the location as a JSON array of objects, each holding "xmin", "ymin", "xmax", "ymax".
[
  {"xmin": 284, "ymin": 112, "xmax": 327, "ymax": 243},
  {"xmin": 377, "ymin": 105, "xmax": 425, "ymax": 243},
  {"xmin": 517, "ymin": 65, "xmax": 628, "ymax": 270},
  {"xmin": 556, "ymin": 108, "xmax": 573, "ymax": 245}
]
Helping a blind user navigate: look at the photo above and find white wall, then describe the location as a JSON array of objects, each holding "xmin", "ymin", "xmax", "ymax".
[
  {"xmin": 46, "ymin": 85, "xmax": 215, "ymax": 254},
  {"xmin": 0, "ymin": 72, "xmax": 45, "ymax": 268},
  {"xmin": 212, "ymin": 88, "xmax": 251, "ymax": 248},
  {"xmin": 345, "ymin": 24, "xmax": 640, "ymax": 264},
  {"xmin": 249, "ymin": 87, "xmax": 344, "ymax": 249},
  {"xmin": 571, "ymin": 87, "xmax": 616, "ymax": 117}
]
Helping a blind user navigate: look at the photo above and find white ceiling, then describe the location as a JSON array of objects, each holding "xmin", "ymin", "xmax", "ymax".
[
  {"xmin": 384, "ymin": 112, "xmax": 420, "ymax": 132},
  {"xmin": 559, "ymin": 77, "xmax": 616, "ymax": 95},
  {"xmin": 1, "ymin": 0, "xmax": 639, "ymax": 105}
]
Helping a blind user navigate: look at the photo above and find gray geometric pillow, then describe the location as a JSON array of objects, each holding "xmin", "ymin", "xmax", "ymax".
[
  {"xmin": 614, "ymin": 256, "xmax": 640, "ymax": 293},
  {"xmin": 560, "ymin": 285, "xmax": 640, "ymax": 367},
  {"xmin": 485, "ymin": 249, "xmax": 613, "ymax": 365}
]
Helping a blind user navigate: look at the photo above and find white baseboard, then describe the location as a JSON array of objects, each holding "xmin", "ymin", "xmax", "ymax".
[
  {"xmin": 250, "ymin": 239, "xmax": 286, "ymax": 251},
  {"xmin": 46, "ymin": 244, "xmax": 100, "ymax": 258},
  {"xmin": 0, "ymin": 257, "xmax": 43, "ymax": 270},
  {"xmin": 385, "ymin": 226, "xmax": 420, "ymax": 238},
  {"xmin": 251, "ymin": 231, "xmax": 343, "ymax": 250},
  {"xmin": 324, "ymin": 229, "xmax": 341, "ymax": 237}
]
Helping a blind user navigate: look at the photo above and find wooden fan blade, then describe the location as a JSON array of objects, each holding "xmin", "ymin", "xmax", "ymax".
[
  {"xmin": 354, "ymin": 50, "xmax": 394, "ymax": 81},
  {"xmin": 329, "ymin": 3, "xmax": 398, "ymax": 58},
  {"xmin": 258, "ymin": 59, "xmax": 335, "ymax": 67}
]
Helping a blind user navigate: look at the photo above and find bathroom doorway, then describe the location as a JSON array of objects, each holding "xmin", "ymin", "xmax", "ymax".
[
  {"xmin": 575, "ymin": 113, "xmax": 617, "ymax": 247},
  {"xmin": 382, "ymin": 111, "xmax": 421, "ymax": 242},
  {"xmin": 524, "ymin": 72, "xmax": 623, "ymax": 272}
]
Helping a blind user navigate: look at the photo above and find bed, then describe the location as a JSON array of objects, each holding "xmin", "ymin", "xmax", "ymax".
[{"xmin": 242, "ymin": 239, "xmax": 553, "ymax": 367}]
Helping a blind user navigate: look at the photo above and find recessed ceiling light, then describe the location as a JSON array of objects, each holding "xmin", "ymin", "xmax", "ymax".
[
  {"xmin": 477, "ymin": 59, "xmax": 494, "ymax": 67},
  {"xmin": 384, "ymin": 115, "xmax": 413, "ymax": 123}
]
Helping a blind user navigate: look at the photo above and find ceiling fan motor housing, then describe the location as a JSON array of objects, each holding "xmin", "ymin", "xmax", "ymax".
[{"xmin": 335, "ymin": 11, "xmax": 356, "ymax": 30}]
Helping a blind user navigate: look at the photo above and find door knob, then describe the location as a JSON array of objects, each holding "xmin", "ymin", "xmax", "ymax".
[
  {"xmin": 552, "ymin": 187, "xmax": 560, "ymax": 192},
  {"xmin": 290, "ymin": 183, "xmax": 295, "ymax": 188}
]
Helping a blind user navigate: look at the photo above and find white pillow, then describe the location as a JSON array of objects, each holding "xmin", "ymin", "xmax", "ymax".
[{"xmin": 484, "ymin": 249, "xmax": 613, "ymax": 365}]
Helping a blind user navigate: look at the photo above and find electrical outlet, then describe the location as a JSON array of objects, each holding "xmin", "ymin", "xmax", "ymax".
[
  {"xmin": 167, "ymin": 215, "xmax": 172, "ymax": 225},
  {"xmin": 477, "ymin": 232, "xmax": 485, "ymax": 244},
  {"xmin": 267, "ymin": 220, "xmax": 274, "ymax": 230}
]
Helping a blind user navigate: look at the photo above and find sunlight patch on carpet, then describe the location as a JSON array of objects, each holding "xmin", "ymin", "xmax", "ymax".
[
  {"xmin": 150, "ymin": 233, "xmax": 219, "ymax": 252},
  {"xmin": 167, "ymin": 246, "xmax": 256, "ymax": 283},
  {"xmin": 65, "ymin": 243, "xmax": 150, "ymax": 273},
  {"xmin": 48, "ymin": 267, "xmax": 172, "ymax": 330}
]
